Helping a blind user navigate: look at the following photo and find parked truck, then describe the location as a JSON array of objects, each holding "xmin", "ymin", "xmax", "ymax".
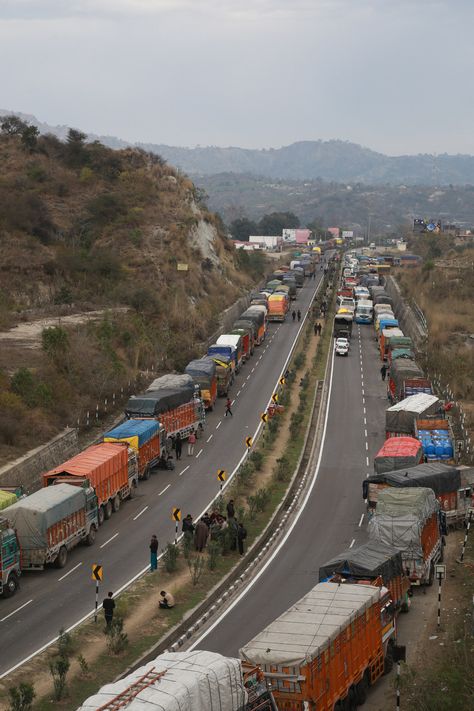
[
  {"xmin": 267, "ymin": 293, "xmax": 288, "ymax": 322},
  {"xmin": 334, "ymin": 311, "xmax": 353, "ymax": 338},
  {"xmin": 388, "ymin": 358, "xmax": 431, "ymax": 401},
  {"xmin": 43, "ymin": 443, "xmax": 137, "ymax": 526},
  {"xmin": 104, "ymin": 419, "xmax": 165, "ymax": 480},
  {"xmin": 240, "ymin": 307, "xmax": 266, "ymax": 345},
  {"xmin": 233, "ymin": 318, "xmax": 258, "ymax": 352},
  {"xmin": 231, "ymin": 326, "xmax": 252, "ymax": 360},
  {"xmin": 208, "ymin": 353, "xmax": 234, "ymax": 397},
  {"xmin": 1, "ymin": 483, "xmax": 98, "ymax": 591},
  {"xmin": 369, "ymin": 487, "xmax": 442, "ymax": 586},
  {"xmin": 385, "ymin": 393, "xmax": 440, "ymax": 438},
  {"xmin": 216, "ymin": 334, "xmax": 244, "ymax": 372},
  {"xmin": 374, "ymin": 436, "xmax": 424, "ymax": 475},
  {"xmin": 185, "ymin": 357, "xmax": 218, "ymax": 410},
  {"xmin": 415, "ymin": 417, "xmax": 455, "ymax": 464},
  {"xmin": 240, "ymin": 581, "xmax": 396, "ymax": 710}
]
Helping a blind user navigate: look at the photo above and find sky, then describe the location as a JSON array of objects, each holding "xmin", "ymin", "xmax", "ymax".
[{"xmin": 0, "ymin": 0, "xmax": 473, "ymax": 155}]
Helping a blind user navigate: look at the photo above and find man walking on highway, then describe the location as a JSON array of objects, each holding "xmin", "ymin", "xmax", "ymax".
[
  {"xmin": 380, "ymin": 363, "xmax": 388, "ymax": 381},
  {"xmin": 291, "ymin": 310, "xmax": 296, "ymax": 322},
  {"xmin": 175, "ymin": 432, "xmax": 182, "ymax": 460},
  {"xmin": 187, "ymin": 429, "xmax": 196, "ymax": 456},
  {"xmin": 225, "ymin": 397, "xmax": 233, "ymax": 417},
  {"xmin": 150, "ymin": 534, "xmax": 159, "ymax": 571},
  {"xmin": 103, "ymin": 591, "xmax": 115, "ymax": 627},
  {"xmin": 237, "ymin": 522, "xmax": 247, "ymax": 556},
  {"xmin": 297, "ymin": 309, "xmax": 301, "ymax": 322}
]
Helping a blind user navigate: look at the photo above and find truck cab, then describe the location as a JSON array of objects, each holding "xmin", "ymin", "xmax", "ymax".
[{"xmin": 0, "ymin": 517, "xmax": 21, "ymax": 597}]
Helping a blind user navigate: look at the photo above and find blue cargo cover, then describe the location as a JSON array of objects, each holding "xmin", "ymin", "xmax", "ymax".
[{"xmin": 105, "ymin": 419, "xmax": 160, "ymax": 446}]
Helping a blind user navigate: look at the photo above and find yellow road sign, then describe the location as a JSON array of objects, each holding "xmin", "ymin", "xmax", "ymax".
[
  {"xmin": 92, "ymin": 564, "xmax": 103, "ymax": 582},
  {"xmin": 217, "ymin": 469, "xmax": 226, "ymax": 482},
  {"xmin": 245, "ymin": 436, "xmax": 253, "ymax": 449},
  {"xmin": 279, "ymin": 377, "xmax": 286, "ymax": 385},
  {"xmin": 271, "ymin": 392, "xmax": 279, "ymax": 403},
  {"xmin": 260, "ymin": 412, "xmax": 268, "ymax": 423},
  {"xmin": 172, "ymin": 507, "xmax": 181, "ymax": 522}
]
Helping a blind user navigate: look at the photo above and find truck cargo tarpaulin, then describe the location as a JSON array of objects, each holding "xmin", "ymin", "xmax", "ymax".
[
  {"xmin": 185, "ymin": 358, "xmax": 217, "ymax": 381},
  {"xmin": 365, "ymin": 462, "xmax": 461, "ymax": 498},
  {"xmin": 318, "ymin": 541, "xmax": 404, "ymax": 586},
  {"xmin": 104, "ymin": 419, "xmax": 160, "ymax": 451},
  {"xmin": 389, "ymin": 358, "xmax": 425, "ymax": 397},
  {"xmin": 126, "ymin": 386, "xmax": 195, "ymax": 417},
  {"xmin": 5, "ymin": 484, "xmax": 86, "ymax": 550},
  {"xmin": 77, "ymin": 651, "xmax": 246, "ymax": 711},
  {"xmin": 368, "ymin": 487, "xmax": 439, "ymax": 561},
  {"xmin": 386, "ymin": 393, "xmax": 440, "ymax": 434},
  {"xmin": 374, "ymin": 436, "xmax": 423, "ymax": 474},
  {"xmin": 0, "ymin": 490, "xmax": 17, "ymax": 511}
]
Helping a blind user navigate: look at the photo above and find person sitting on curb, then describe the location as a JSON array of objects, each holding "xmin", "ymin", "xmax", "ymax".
[{"xmin": 159, "ymin": 590, "xmax": 175, "ymax": 609}]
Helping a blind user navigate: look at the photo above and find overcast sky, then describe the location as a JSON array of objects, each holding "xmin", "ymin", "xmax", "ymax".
[{"xmin": 0, "ymin": 0, "xmax": 473, "ymax": 154}]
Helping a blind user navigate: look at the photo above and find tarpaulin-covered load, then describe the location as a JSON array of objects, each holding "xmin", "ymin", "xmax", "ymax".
[
  {"xmin": 77, "ymin": 651, "xmax": 246, "ymax": 711},
  {"xmin": 126, "ymin": 385, "xmax": 195, "ymax": 416},
  {"xmin": 5, "ymin": 483, "xmax": 86, "ymax": 550},
  {"xmin": 387, "ymin": 336, "xmax": 413, "ymax": 352},
  {"xmin": 389, "ymin": 358, "xmax": 425, "ymax": 398},
  {"xmin": 386, "ymin": 393, "xmax": 440, "ymax": 435},
  {"xmin": 0, "ymin": 490, "xmax": 18, "ymax": 511},
  {"xmin": 146, "ymin": 374, "xmax": 194, "ymax": 392},
  {"xmin": 319, "ymin": 541, "xmax": 404, "ymax": 585},
  {"xmin": 104, "ymin": 419, "xmax": 160, "ymax": 450},
  {"xmin": 374, "ymin": 436, "xmax": 423, "ymax": 474},
  {"xmin": 366, "ymin": 462, "xmax": 461, "ymax": 498},
  {"xmin": 240, "ymin": 582, "xmax": 380, "ymax": 668},
  {"xmin": 390, "ymin": 348, "xmax": 414, "ymax": 362},
  {"xmin": 241, "ymin": 308, "xmax": 265, "ymax": 326},
  {"xmin": 185, "ymin": 357, "xmax": 216, "ymax": 386},
  {"xmin": 368, "ymin": 487, "xmax": 439, "ymax": 561}
]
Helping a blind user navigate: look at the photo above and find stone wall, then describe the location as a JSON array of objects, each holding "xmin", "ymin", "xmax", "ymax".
[
  {"xmin": 384, "ymin": 276, "xmax": 427, "ymax": 350},
  {"xmin": 0, "ymin": 428, "xmax": 79, "ymax": 494}
]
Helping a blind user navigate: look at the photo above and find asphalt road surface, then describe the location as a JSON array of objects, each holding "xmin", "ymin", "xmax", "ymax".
[
  {"xmin": 191, "ymin": 320, "xmax": 388, "ymax": 656},
  {"xmin": 0, "ymin": 270, "xmax": 325, "ymax": 678}
]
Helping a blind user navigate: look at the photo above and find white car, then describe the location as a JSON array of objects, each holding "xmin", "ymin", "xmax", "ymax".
[{"xmin": 335, "ymin": 338, "xmax": 350, "ymax": 356}]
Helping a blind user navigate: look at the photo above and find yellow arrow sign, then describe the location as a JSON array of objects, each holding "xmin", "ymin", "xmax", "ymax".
[
  {"xmin": 172, "ymin": 507, "xmax": 181, "ymax": 522},
  {"xmin": 217, "ymin": 469, "xmax": 226, "ymax": 482},
  {"xmin": 260, "ymin": 412, "xmax": 268, "ymax": 423},
  {"xmin": 279, "ymin": 377, "xmax": 286, "ymax": 385},
  {"xmin": 245, "ymin": 436, "xmax": 253, "ymax": 449},
  {"xmin": 272, "ymin": 392, "xmax": 279, "ymax": 403},
  {"xmin": 91, "ymin": 564, "xmax": 103, "ymax": 582}
]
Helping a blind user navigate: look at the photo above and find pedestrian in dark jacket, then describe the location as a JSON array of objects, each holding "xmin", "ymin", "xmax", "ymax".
[
  {"xmin": 297, "ymin": 310, "xmax": 301, "ymax": 322},
  {"xmin": 201, "ymin": 511, "xmax": 211, "ymax": 528},
  {"xmin": 182, "ymin": 514, "xmax": 194, "ymax": 534},
  {"xmin": 292, "ymin": 310, "xmax": 296, "ymax": 322},
  {"xmin": 225, "ymin": 398, "xmax": 233, "ymax": 417},
  {"xmin": 150, "ymin": 535, "xmax": 159, "ymax": 571},
  {"xmin": 237, "ymin": 522, "xmax": 247, "ymax": 556},
  {"xmin": 103, "ymin": 591, "xmax": 115, "ymax": 626},
  {"xmin": 194, "ymin": 520, "xmax": 208, "ymax": 552},
  {"xmin": 380, "ymin": 364, "xmax": 387, "ymax": 381},
  {"xmin": 226, "ymin": 499, "xmax": 235, "ymax": 519},
  {"xmin": 175, "ymin": 432, "xmax": 182, "ymax": 460},
  {"xmin": 317, "ymin": 323, "xmax": 322, "ymax": 335}
]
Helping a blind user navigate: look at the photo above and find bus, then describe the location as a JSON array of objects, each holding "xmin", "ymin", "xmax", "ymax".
[{"xmin": 355, "ymin": 299, "xmax": 373, "ymax": 324}]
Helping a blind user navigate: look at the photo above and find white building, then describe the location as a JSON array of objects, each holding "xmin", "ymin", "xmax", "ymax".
[{"xmin": 248, "ymin": 235, "xmax": 282, "ymax": 250}]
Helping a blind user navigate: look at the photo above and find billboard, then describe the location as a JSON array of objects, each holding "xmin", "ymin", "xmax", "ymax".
[
  {"xmin": 342, "ymin": 230, "xmax": 354, "ymax": 239},
  {"xmin": 328, "ymin": 227, "xmax": 340, "ymax": 239}
]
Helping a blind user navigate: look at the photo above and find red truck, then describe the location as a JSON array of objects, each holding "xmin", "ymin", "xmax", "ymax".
[
  {"xmin": 374, "ymin": 436, "xmax": 424, "ymax": 475},
  {"xmin": 43, "ymin": 443, "xmax": 137, "ymax": 526}
]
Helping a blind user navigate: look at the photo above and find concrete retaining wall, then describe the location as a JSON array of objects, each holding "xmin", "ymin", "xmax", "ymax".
[
  {"xmin": 384, "ymin": 276, "xmax": 427, "ymax": 350},
  {"xmin": 0, "ymin": 428, "xmax": 79, "ymax": 494}
]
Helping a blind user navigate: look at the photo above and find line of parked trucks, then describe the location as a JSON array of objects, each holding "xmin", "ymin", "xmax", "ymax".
[
  {"xmin": 0, "ymin": 252, "xmax": 320, "ymax": 599},
  {"xmin": 77, "ymin": 250, "xmax": 455, "ymax": 711}
]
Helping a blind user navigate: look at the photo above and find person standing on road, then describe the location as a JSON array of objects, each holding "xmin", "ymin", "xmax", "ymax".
[
  {"xmin": 103, "ymin": 591, "xmax": 115, "ymax": 627},
  {"xmin": 187, "ymin": 429, "xmax": 196, "ymax": 456},
  {"xmin": 194, "ymin": 519, "xmax": 209, "ymax": 552},
  {"xmin": 237, "ymin": 522, "xmax": 247, "ymax": 556},
  {"xmin": 225, "ymin": 397, "xmax": 233, "ymax": 417},
  {"xmin": 150, "ymin": 534, "xmax": 159, "ymax": 571},
  {"xmin": 297, "ymin": 309, "xmax": 301, "ymax": 322},
  {"xmin": 292, "ymin": 310, "xmax": 296, "ymax": 322},
  {"xmin": 182, "ymin": 514, "xmax": 194, "ymax": 534},
  {"xmin": 380, "ymin": 364, "xmax": 388, "ymax": 381},
  {"xmin": 175, "ymin": 432, "xmax": 182, "ymax": 460}
]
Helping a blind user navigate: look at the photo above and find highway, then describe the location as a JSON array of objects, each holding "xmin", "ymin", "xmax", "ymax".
[
  {"xmin": 0, "ymin": 269, "xmax": 325, "ymax": 678},
  {"xmin": 190, "ymin": 320, "xmax": 388, "ymax": 656}
]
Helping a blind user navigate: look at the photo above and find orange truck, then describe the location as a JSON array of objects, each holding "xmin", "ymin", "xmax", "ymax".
[
  {"xmin": 104, "ymin": 419, "xmax": 165, "ymax": 480},
  {"xmin": 267, "ymin": 293, "xmax": 288, "ymax": 322},
  {"xmin": 240, "ymin": 581, "xmax": 396, "ymax": 710},
  {"xmin": 43, "ymin": 443, "xmax": 137, "ymax": 526},
  {"xmin": 185, "ymin": 357, "xmax": 218, "ymax": 410},
  {"xmin": 368, "ymin": 487, "xmax": 442, "ymax": 586}
]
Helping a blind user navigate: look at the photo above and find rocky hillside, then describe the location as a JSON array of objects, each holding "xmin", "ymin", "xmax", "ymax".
[{"xmin": 0, "ymin": 121, "xmax": 262, "ymax": 458}]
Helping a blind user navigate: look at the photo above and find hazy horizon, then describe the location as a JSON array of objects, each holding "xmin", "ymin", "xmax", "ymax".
[{"xmin": 1, "ymin": 1, "xmax": 473, "ymax": 155}]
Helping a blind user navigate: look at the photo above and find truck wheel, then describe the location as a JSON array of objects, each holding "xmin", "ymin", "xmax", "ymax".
[
  {"xmin": 98, "ymin": 506, "xmax": 105, "ymax": 526},
  {"xmin": 3, "ymin": 573, "xmax": 19, "ymax": 598},
  {"xmin": 355, "ymin": 675, "xmax": 369, "ymax": 704},
  {"xmin": 85, "ymin": 525, "xmax": 96, "ymax": 546},
  {"xmin": 55, "ymin": 546, "xmax": 68, "ymax": 569},
  {"xmin": 112, "ymin": 495, "xmax": 121, "ymax": 513},
  {"xmin": 104, "ymin": 500, "xmax": 113, "ymax": 520}
]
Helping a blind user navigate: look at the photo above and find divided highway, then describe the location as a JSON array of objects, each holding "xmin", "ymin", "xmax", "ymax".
[
  {"xmin": 191, "ymin": 321, "xmax": 388, "ymax": 656},
  {"xmin": 0, "ymin": 270, "xmax": 324, "ymax": 678}
]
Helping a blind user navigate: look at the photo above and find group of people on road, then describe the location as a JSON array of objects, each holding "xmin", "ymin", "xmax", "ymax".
[
  {"xmin": 313, "ymin": 322, "xmax": 322, "ymax": 336},
  {"xmin": 291, "ymin": 310, "xmax": 302, "ymax": 322},
  {"xmin": 181, "ymin": 499, "xmax": 247, "ymax": 555},
  {"xmin": 170, "ymin": 429, "xmax": 198, "ymax": 461}
]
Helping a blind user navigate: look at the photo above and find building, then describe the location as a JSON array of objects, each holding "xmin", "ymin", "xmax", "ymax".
[{"xmin": 248, "ymin": 235, "xmax": 282, "ymax": 250}]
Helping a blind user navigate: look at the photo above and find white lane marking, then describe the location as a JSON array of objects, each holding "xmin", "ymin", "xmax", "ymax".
[
  {"xmin": 242, "ymin": 382, "xmax": 246, "ymax": 388},
  {"xmin": 179, "ymin": 465, "xmax": 190, "ymax": 477},
  {"xmin": 236, "ymin": 390, "xmax": 241, "ymax": 396},
  {"xmin": 133, "ymin": 506, "xmax": 149, "ymax": 521},
  {"xmin": 258, "ymin": 356, "xmax": 262, "ymax": 361},
  {"xmin": 216, "ymin": 421, "xmax": 222, "ymax": 430},
  {"xmin": 362, "ymin": 390, "xmax": 365, "ymax": 396},
  {"xmin": 1, "ymin": 600, "xmax": 33, "ymax": 623},
  {"xmin": 195, "ymin": 449, "xmax": 203, "ymax": 459},
  {"xmin": 366, "ymin": 456, "xmax": 370, "ymax": 466},
  {"xmin": 246, "ymin": 375, "xmax": 250, "ymax": 381},
  {"xmin": 361, "ymin": 380, "xmax": 364, "ymax": 387},
  {"xmin": 159, "ymin": 484, "xmax": 171, "ymax": 495},
  {"xmin": 206, "ymin": 435, "xmax": 213, "ymax": 443},
  {"xmin": 231, "ymin": 399, "xmax": 236, "ymax": 405},
  {"xmin": 349, "ymin": 538, "xmax": 356, "ymax": 548},
  {"xmin": 363, "ymin": 397, "xmax": 365, "ymax": 405},
  {"xmin": 251, "ymin": 368, "xmax": 255, "ymax": 373},
  {"xmin": 358, "ymin": 513, "xmax": 365, "ymax": 527},
  {"xmin": 365, "ymin": 429, "xmax": 368, "ymax": 438},
  {"xmin": 58, "ymin": 562, "xmax": 82, "ymax": 582},
  {"xmin": 365, "ymin": 442, "xmax": 369, "ymax": 450},
  {"xmin": 363, "ymin": 407, "xmax": 366, "ymax": 414},
  {"xmin": 188, "ymin": 344, "xmax": 336, "ymax": 651},
  {"xmin": 100, "ymin": 532, "xmax": 119, "ymax": 549},
  {"xmin": 366, "ymin": 472, "xmax": 370, "ymax": 478}
]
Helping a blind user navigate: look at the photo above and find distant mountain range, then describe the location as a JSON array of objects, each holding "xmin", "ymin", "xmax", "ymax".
[{"xmin": 2, "ymin": 110, "xmax": 474, "ymax": 186}]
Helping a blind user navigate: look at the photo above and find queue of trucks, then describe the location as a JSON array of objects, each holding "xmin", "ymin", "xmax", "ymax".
[{"xmin": 0, "ymin": 251, "xmax": 320, "ymax": 599}]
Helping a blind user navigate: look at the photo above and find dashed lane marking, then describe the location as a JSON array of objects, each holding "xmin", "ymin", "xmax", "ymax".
[
  {"xmin": 1, "ymin": 600, "xmax": 33, "ymax": 623},
  {"xmin": 216, "ymin": 421, "xmax": 222, "ymax": 430},
  {"xmin": 133, "ymin": 506, "xmax": 148, "ymax": 521},
  {"xmin": 365, "ymin": 442, "xmax": 369, "ymax": 450},
  {"xmin": 195, "ymin": 449, "xmax": 203, "ymax": 459},
  {"xmin": 206, "ymin": 434, "xmax": 213, "ymax": 443},
  {"xmin": 359, "ymin": 514, "xmax": 364, "ymax": 527},
  {"xmin": 159, "ymin": 484, "xmax": 171, "ymax": 495},
  {"xmin": 366, "ymin": 456, "xmax": 370, "ymax": 466},
  {"xmin": 100, "ymin": 532, "xmax": 119, "ymax": 549},
  {"xmin": 179, "ymin": 465, "xmax": 190, "ymax": 477},
  {"xmin": 58, "ymin": 563, "xmax": 82, "ymax": 582},
  {"xmin": 349, "ymin": 539, "xmax": 356, "ymax": 548}
]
